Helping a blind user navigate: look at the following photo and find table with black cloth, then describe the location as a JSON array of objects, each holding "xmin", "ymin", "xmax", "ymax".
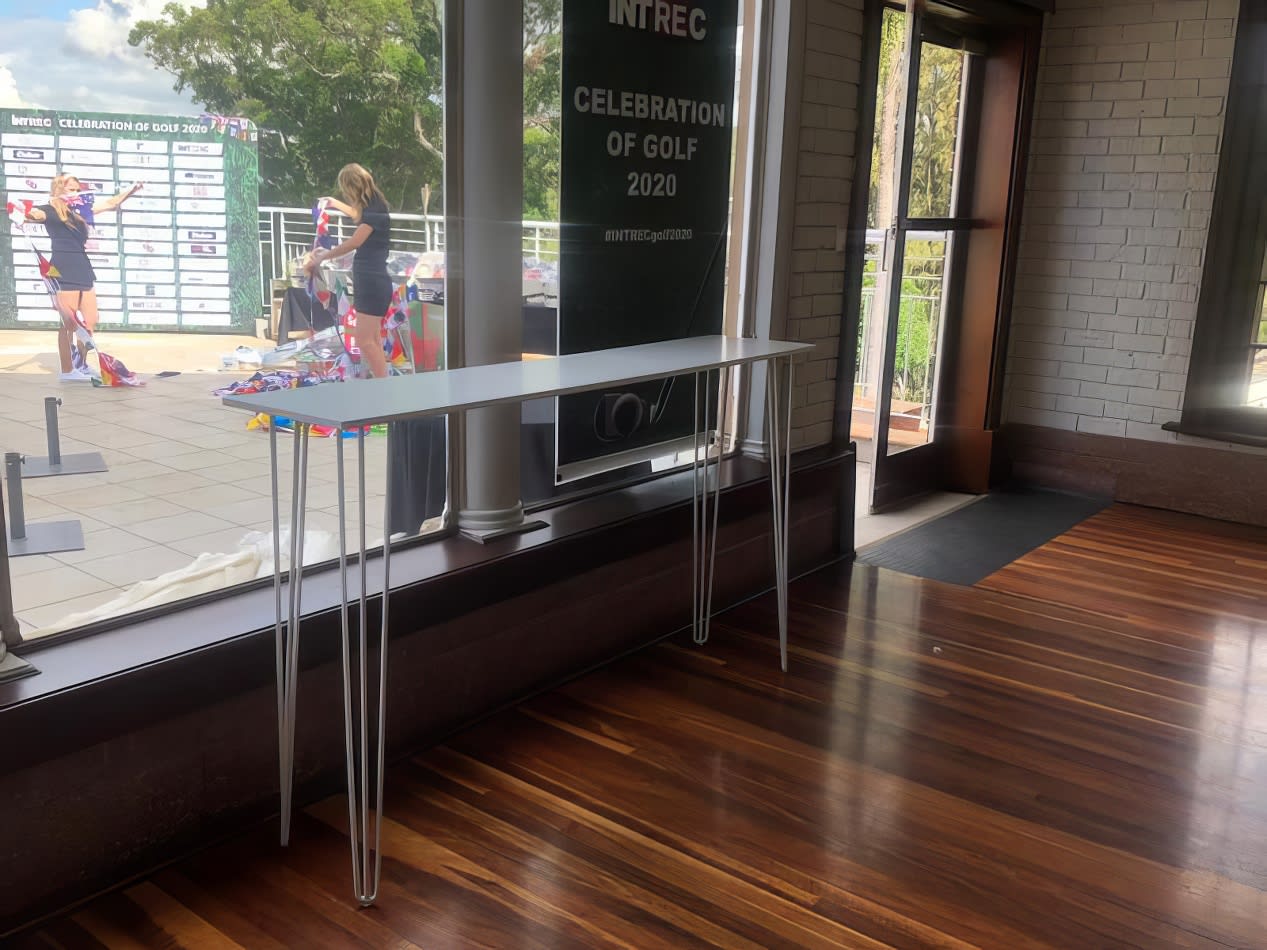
[{"xmin": 275, "ymin": 287, "xmax": 338, "ymax": 339}]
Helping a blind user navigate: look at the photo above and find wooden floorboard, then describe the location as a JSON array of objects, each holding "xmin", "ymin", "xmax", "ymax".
[{"xmin": 14, "ymin": 503, "xmax": 1267, "ymax": 948}]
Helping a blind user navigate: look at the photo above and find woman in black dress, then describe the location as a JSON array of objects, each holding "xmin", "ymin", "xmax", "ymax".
[
  {"xmin": 25, "ymin": 174, "xmax": 140, "ymax": 381},
  {"xmin": 307, "ymin": 163, "xmax": 393, "ymax": 379}
]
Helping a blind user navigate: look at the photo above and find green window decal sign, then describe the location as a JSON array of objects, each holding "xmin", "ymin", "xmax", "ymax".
[{"xmin": 1, "ymin": 109, "xmax": 260, "ymax": 333}]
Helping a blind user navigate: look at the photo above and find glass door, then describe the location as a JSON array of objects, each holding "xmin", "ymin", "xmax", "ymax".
[{"xmin": 853, "ymin": 2, "xmax": 974, "ymax": 511}]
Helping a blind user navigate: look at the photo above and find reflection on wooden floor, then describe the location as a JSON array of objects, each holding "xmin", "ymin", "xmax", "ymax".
[{"xmin": 17, "ymin": 504, "xmax": 1267, "ymax": 948}]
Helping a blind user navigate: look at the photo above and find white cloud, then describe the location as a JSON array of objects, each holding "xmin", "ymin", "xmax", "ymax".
[
  {"xmin": 66, "ymin": 0, "xmax": 202, "ymax": 62},
  {"xmin": 0, "ymin": 12, "xmax": 200, "ymax": 116},
  {"xmin": 0, "ymin": 65, "xmax": 26, "ymax": 108}
]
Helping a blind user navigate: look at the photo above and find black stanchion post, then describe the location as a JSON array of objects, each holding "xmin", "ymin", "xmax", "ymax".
[
  {"xmin": 5, "ymin": 451, "xmax": 84, "ymax": 557},
  {"xmin": 0, "ymin": 478, "xmax": 37, "ymax": 682},
  {"xmin": 22, "ymin": 397, "xmax": 108, "ymax": 478},
  {"xmin": 45, "ymin": 396, "xmax": 62, "ymax": 468},
  {"xmin": 5, "ymin": 452, "xmax": 25, "ymax": 541}
]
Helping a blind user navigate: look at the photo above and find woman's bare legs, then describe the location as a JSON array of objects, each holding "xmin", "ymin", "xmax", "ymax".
[
  {"xmin": 75, "ymin": 290, "xmax": 99, "ymax": 364},
  {"xmin": 54, "ymin": 290, "xmax": 86, "ymax": 373},
  {"xmin": 353, "ymin": 314, "xmax": 389, "ymax": 379},
  {"xmin": 56, "ymin": 322, "xmax": 74, "ymax": 373},
  {"xmin": 55, "ymin": 286, "xmax": 99, "ymax": 367}
]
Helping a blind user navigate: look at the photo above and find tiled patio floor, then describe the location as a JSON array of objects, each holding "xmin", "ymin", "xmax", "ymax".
[
  {"xmin": 1, "ymin": 330, "xmax": 391, "ymax": 638},
  {"xmin": 3, "ymin": 330, "xmax": 976, "ymax": 642}
]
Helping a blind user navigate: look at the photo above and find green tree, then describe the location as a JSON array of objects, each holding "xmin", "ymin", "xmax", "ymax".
[
  {"xmin": 908, "ymin": 44, "xmax": 962, "ymax": 219},
  {"xmin": 867, "ymin": 9, "xmax": 904, "ymax": 231},
  {"xmin": 523, "ymin": 0, "xmax": 561, "ymax": 219},
  {"xmin": 129, "ymin": 0, "xmax": 444, "ymax": 208},
  {"xmin": 861, "ymin": 11, "xmax": 961, "ymax": 408},
  {"xmin": 523, "ymin": 126, "xmax": 559, "ymax": 220}
]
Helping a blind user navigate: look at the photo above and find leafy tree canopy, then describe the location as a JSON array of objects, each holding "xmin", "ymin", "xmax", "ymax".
[
  {"xmin": 523, "ymin": 0, "xmax": 561, "ymax": 219},
  {"xmin": 132, "ymin": 0, "xmax": 563, "ymax": 215},
  {"xmin": 130, "ymin": 0, "xmax": 444, "ymax": 208}
]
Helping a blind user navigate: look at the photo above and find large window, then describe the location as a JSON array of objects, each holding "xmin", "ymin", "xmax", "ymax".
[
  {"xmin": 1250, "ymin": 257, "xmax": 1267, "ymax": 409},
  {"xmin": 0, "ymin": 0, "xmax": 449, "ymax": 641},
  {"xmin": 1, "ymin": 0, "xmax": 761, "ymax": 648},
  {"xmin": 1172, "ymin": 0, "xmax": 1267, "ymax": 444}
]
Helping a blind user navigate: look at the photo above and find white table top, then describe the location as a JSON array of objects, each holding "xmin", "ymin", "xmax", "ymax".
[{"xmin": 222, "ymin": 336, "xmax": 812, "ymax": 428}]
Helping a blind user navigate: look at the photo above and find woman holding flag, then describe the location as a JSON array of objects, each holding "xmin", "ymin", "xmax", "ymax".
[
  {"xmin": 305, "ymin": 163, "xmax": 393, "ymax": 379},
  {"xmin": 23, "ymin": 174, "xmax": 140, "ymax": 381}
]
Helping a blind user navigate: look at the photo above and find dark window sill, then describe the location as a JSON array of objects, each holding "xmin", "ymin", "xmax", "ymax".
[
  {"xmin": 0, "ymin": 444, "xmax": 853, "ymax": 772},
  {"xmin": 1162, "ymin": 410, "xmax": 1267, "ymax": 449}
]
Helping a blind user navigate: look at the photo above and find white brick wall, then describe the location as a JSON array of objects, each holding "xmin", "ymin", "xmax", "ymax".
[
  {"xmin": 1004, "ymin": 0, "xmax": 1239, "ymax": 443},
  {"xmin": 785, "ymin": 0, "xmax": 863, "ymax": 449}
]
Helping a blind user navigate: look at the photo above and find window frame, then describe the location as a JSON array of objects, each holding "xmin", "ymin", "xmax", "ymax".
[
  {"xmin": 1, "ymin": 0, "xmax": 766, "ymax": 651},
  {"xmin": 1169, "ymin": 0, "xmax": 1267, "ymax": 447}
]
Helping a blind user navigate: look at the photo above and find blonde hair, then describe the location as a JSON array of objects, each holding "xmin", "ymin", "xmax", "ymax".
[
  {"xmin": 337, "ymin": 163, "xmax": 385, "ymax": 217},
  {"xmin": 49, "ymin": 174, "xmax": 85, "ymax": 229}
]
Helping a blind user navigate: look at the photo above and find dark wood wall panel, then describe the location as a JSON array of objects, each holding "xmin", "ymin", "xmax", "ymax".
[
  {"xmin": 1001, "ymin": 422, "xmax": 1267, "ymax": 526},
  {"xmin": 0, "ymin": 456, "xmax": 850, "ymax": 934}
]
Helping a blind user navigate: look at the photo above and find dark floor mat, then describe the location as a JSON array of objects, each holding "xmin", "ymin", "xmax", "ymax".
[{"xmin": 857, "ymin": 486, "xmax": 1110, "ymax": 586}]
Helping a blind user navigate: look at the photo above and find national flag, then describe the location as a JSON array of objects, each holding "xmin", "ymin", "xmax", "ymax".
[
  {"xmin": 6, "ymin": 200, "xmax": 30, "ymax": 228},
  {"xmin": 386, "ymin": 328, "xmax": 406, "ymax": 365},
  {"xmin": 335, "ymin": 278, "xmax": 353, "ymax": 320},
  {"xmin": 94, "ymin": 351, "xmax": 143, "ymax": 388},
  {"xmin": 66, "ymin": 191, "xmax": 96, "ymax": 227},
  {"xmin": 36, "ymin": 249, "xmax": 61, "ymax": 282}
]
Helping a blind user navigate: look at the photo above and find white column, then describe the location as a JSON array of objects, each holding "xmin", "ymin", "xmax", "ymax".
[
  {"xmin": 740, "ymin": 0, "xmax": 802, "ymax": 459},
  {"xmin": 448, "ymin": 0, "xmax": 525, "ymax": 532}
]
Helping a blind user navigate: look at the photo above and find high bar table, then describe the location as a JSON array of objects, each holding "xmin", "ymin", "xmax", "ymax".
[{"xmin": 222, "ymin": 334, "xmax": 811, "ymax": 906}]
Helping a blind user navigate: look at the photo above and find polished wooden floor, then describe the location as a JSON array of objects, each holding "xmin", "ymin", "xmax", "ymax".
[{"xmin": 16, "ymin": 503, "xmax": 1267, "ymax": 948}]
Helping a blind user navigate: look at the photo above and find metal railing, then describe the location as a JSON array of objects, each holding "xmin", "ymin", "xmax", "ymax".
[
  {"xmin": 856, "ymin": 229, "xmax": 949, "ymax": 424},
  {"xmin": 256, "ymin": 207, "xmax": 560, "ymax": 312}
]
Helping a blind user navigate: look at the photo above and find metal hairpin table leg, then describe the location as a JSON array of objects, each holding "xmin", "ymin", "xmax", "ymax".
[
  {"xmin": 691, "ymin": 368, "xmax": 731, "ymax": 646},
  {"xmin": 270, "ymin": 426, "xmax": 284, "ymax": 842},
  {"xmin": 765, "ymin": 357, "xmax": 794, "ymax": 672},
  {"xmin": 337, "ymin": 425, "xmax": 392, "ymax": 906},
  {"xmin": 274, "ymin": 422, "xmax": 309, "ymax": 845},
  {"xmin": 691, "ymin": 372, "xmax": 702, "ymax": 643}
]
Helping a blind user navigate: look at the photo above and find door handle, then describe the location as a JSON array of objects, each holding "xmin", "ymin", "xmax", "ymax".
[{"xmin": 880, "ymin": 226, "xmax": 897, "ymax": 273}]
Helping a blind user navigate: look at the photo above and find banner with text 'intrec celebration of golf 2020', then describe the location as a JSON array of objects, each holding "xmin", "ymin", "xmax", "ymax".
[
  {"xmin": 559, "ymin": 0, "xmax": 739, "ymax": 471},
  {"xmin": 1, "ymin": 108, "xmax": 260, "ymax": 333}
]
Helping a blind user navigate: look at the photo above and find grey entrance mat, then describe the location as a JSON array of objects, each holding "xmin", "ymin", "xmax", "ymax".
[{"xmin": 857, "ymin": 486, "xmax": 1110, "ymax": 586}]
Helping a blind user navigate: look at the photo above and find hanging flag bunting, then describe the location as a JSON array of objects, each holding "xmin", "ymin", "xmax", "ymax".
[
  {"xmin": 198, "ymin": 112, "xmax": 255, "ymax": 143},
  {"xmin": 214, "ymin": 369, "xmax": 328, "ymax": 397},
  {"xmin": 94, "ymin": 351, "xmax": 143, "ymax": 388},
  {"xmin": 302, "ymin": 197, "xmax": 355, "ymax": 378},
  {"xmin": 382, "ymin": 284, "xmax": 414, "ymax": 373}
]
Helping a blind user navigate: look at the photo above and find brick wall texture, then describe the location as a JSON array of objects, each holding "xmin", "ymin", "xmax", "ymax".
[
  {"xmin": 786, "ymin": 0, "xmax": 864, "ymax": 449},
  {"xmin": 1003, "ymin": 0, "xmax": 1240, "ymax": 443}
]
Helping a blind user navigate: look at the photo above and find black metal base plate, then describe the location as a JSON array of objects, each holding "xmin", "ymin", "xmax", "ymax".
[
  {"xmin": 8, "ymin": 520, "xmax": 86, "ymax": 556},
  {"xmin": 22, "ymin": 452, "xmax": 109, "ymax": 478}
]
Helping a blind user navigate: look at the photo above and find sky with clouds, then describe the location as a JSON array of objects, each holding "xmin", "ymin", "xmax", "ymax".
[{"xmin": 0, "ymin": 0, "xmax": 201, "ymax": 117}]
